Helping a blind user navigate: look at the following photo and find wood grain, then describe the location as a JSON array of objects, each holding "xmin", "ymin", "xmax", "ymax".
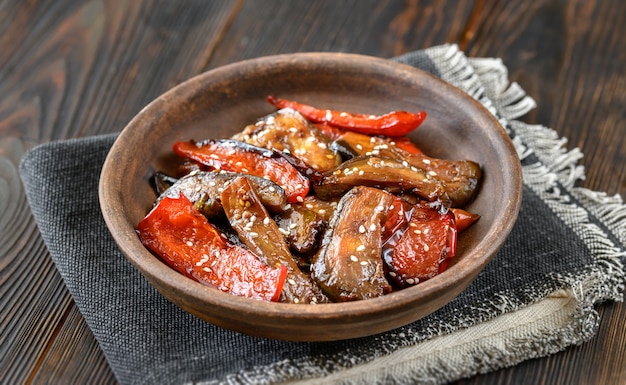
[{"xmin": 0, "ymin": 0, "xmax": 623, "ymax": 384}]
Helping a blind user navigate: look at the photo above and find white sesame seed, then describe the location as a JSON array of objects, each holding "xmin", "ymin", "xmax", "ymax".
[
  {"xmin": 369, "ymin": 223, "xmax": 377, "ymax": 231},
  {"xmin": 278, "ymin": 227, "xmax": 290, "ymax": 236},
  {"xmin": 359, "ymin": 225, "xmax": 366, "ymax": 233},
  {"xmin": 428, "ymin": 171, "xmax": 437, "ymax": 176},
  {"xmin": 422, "ymin": 159, "xmax": 431, "ymax": 164},
  {"xmin": 360, "ymin": 261, "xmax": 368, "ymax": 266},
  {"xmin": 389, "ymin": 271, "xmax": 397, "ymax": 277},
  {"xmin": 249, "ymin": 232, "xmax": 259, "ymax": 238},
  {"xmin": 288, "ymin": 278, "xmax": 297, "ymax": 285},
  {"xmin": 203, "ymin": 267, "xmax": 212, "ymax": 273},
  {"xmin": 263, "ymin": 217, "xmax": 270, "ymax": 225},
  {"xmin": 186, "ymin": 241, "xmax": 193, "ymax": 247},
  {"xmin": 289, "ymin": 223, "xmax": 298, "ymax": 229},
  {"xmin": 306, "ymin": 204, "xmax": 314, "ymax": 209},
  {"xmin": 208, "ymin": 181, "xmax": 216, "ymax": 187},
  {"xmin": 356, "ymin": 144, "xmax": 363, "ymax": 150},
  {"xmin": 356, "ymin": 245, "xmax": 366, "ymax": 252},
  {"xmin": 414, "ymin": 229, "xmax": 422, "ymax": 234},
  {"xmin": 424, "ymin": 244, "xmax": 430, "ymax": 251},
  {"xmin": 350, "ymin": 255, "xmax": 359, "ymax": 262},
  {"xmin": 296, "ymin": 196, "xmax": 304, "ymax": 202},
  {"xmin": 406, "ymin": 278, "xmax": 415, "ymax": 285},
  {"xmin": 209, "ymin": 154, "xmax": 219, "ymax": 159},
  {"xmin": 318, "ymin": 209, "xmax": 326, "ymax": 215}
]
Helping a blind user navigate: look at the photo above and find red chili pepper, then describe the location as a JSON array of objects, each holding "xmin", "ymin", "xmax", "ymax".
[
  {"xmin": 136, "ymin": 193, "xmax": 287, "ymax": 302},
  {"xmin": 173, "ymin": 139, "xmax": 310, "ymax": 203},
  {"xmin": 383, "ymin": 206, "xmax": 457, "ymax": 287},
  {"xmin": 451, "ymin": 208, "xmax": 480, "ymax": 232},
  {"xmin": 267, "ymin": 95, "xmax": 426, "ymax": 137}
]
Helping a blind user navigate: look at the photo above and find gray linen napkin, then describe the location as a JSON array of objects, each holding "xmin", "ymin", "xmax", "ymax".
[{"xmin": 20, "ymin": 44, "xmax": 625, "ymax": 385}]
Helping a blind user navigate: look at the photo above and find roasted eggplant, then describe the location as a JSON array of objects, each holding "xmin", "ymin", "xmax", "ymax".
[
  {"xmin": 311, "ymin": 186, "xmax": 393, "ymax": 301},
  {"xmin": 221, "ymin": 176, "xmax": 328, "ymax": 304},
  {"xmin": 156, "ymin": 170, "xmax": 288, "ymax": 217},
  {"xmin": 234, "ymin": 108, "xmax": 342, "ymax": 172},
  {"xmin": 314, "ymin": 156, "xmax": 447, "ymax": 202}
]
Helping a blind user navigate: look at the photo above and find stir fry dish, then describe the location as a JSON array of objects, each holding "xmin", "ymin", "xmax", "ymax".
[{"xmin": 136, "ymin": 97, "xmax": 482, "ymax": 303}]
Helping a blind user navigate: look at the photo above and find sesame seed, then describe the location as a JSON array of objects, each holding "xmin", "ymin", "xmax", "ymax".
[
  {"xmin": 186, "ymin": 241, "xmax": 193, "ymax": 247},
  {"xmin": 208, "ymin": 181, "xmax": 216, "ymax": 187},
  {"xmin": 203, "ymin": 267, "xmax": 212, "ymax": 273},
  {"xmin": 293, "ymin": 298, "xmax": 300, "ymax": 304},
  {"xmin": 296, "ymin": 196, "xmax": 304, "ymax": 203},
  {"xmin": 428, "ymin": 171, "xmax": 437, "ymax": 176},
  {"xmin": 195, "ymin": 185, "xmax": 202, "ymax": 192},
  {"xmin": 209, "ymin": 154, "xmax": 219, "ymax": 159},
  {"xmin": 359, "ymin": 225, "xmax": 366, "ymax": 233},
  {"xmin": 356, "ymin": 144, "xmax": 363, "ymax": 150},
  {"xmin": 306, "ymin": 204, "xmax": 314, "ymax": 209},
  {"xmin": 249, "ymin": 232, "xmax": 259, "ymax": 238},
  {"xmin": 406, "ymin": 278, "xmax": 415, "ymax": 285},
  {"xmin": 263, "ymin": 217, "xmax": 270, "ymax": 225},
  {"xmin": 424, "ymin": 244, "xmax": 430, "ymax": 251},
  {"xmin": 289, "ymin": 127, "xmax": 298, "ymax": 133},
  {"xmin": 325, "ymin": 110, "xmax": 333, "ymax": 120},
  {"xmin": 369, "ymin": 223, "xmax": 377, "ymax": 231},
  {"xmin": 288, "ymin": 278, "xmax": 297, "ymax": 285},
  {"xmin": 414, "ymin": 229, "xmax": 422, "ymax": 234},
  {"xmin": 360, "ymin": 261, "xmax": 369, "ymax": 266},
  {"xmin": 356, "ymin": 245, "xmax": 366, "ymax": 252},
  {"xmin": 278, "ymin": 227, "xmax": 290, "ymax": 236},
  {"xmin": 326, "ymin": 154, "xmax": 335, "ymax": 159},
  {"xmin": 358, "ymin": 170, "xmax": 364, "ymax": 175},
  {"xmin": 389, "ymin": 271, "xmax": 397, "ymax": 277},
  {"xmin": 350, "ymin": 255, "xmax": 359, "ymax": 262},
  {"xmin": 422, "ymin": 159, "xmax": 431, "ymax": 164},
  {"xmin": 289, "ymin": 223, "xmax": 298, "ymax": 229},
  {"xmin": 317, "ymin": 142, "xmax": 327, "ymax": 149},
  {"xmin": 318, "ymin": 209, "xmax": 326, "ymax": 215}
]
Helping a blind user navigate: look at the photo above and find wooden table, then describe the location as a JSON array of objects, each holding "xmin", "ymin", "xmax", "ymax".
[{"xmin": 2, "ymin": 1, "xmax": 624, "ymax": 384}]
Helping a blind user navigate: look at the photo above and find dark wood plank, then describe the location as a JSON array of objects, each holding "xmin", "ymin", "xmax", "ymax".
[
  {"xmin": 205, "ymin": 0, "xmax": 475, "ymax": 68},
  {"xmin": 0, "ymin": 1, "xmax": 239, "ymax": 384}
]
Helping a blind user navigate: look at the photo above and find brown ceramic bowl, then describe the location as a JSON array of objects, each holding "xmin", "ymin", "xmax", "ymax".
[{"xmin": 99, "ymin": 52, "xmax": 522, "ymax": 341}]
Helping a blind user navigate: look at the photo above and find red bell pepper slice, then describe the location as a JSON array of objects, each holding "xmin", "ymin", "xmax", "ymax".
[
  {"xmin": 381, "ymin": 196, "xmax": 410, "ymax": 243},
  {"xmin": 383, "ymin": 206, "xmax": 457, "ymax": 287},
  {"xmin": 450, "ymin": 207, "xmax": 481, "ymax": 232},
  {"xmin": 173, "ymin": 139, "xmax": 310, "ymax": 203},
  {"xmin": 267, "ymin": 95, "xmax": 426, "ymax": 137},
  {"xmin": 136, "ymin": 193, "xmax": 287, "ymax": 302}
]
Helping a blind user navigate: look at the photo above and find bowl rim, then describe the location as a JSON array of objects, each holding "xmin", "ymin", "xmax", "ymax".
[{"xmin": 99, "ymin": 52, "xmax": 523, "ymax": 329}]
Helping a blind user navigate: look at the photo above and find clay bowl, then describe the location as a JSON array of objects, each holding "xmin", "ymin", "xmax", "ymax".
[{"xmin": 99, "ymin": 52, "xmax": 522, "ymax": 341}]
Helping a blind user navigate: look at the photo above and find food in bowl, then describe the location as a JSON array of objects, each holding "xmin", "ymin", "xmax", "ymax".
[{"xmin": 135, "ymin": 96, "xmax": 482, "ymax": 304}]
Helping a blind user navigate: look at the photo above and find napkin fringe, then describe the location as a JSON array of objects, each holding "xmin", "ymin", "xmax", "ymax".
[{"xmin": 428, "ymin": 44, "xmax": 624, "ymax": 306}]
